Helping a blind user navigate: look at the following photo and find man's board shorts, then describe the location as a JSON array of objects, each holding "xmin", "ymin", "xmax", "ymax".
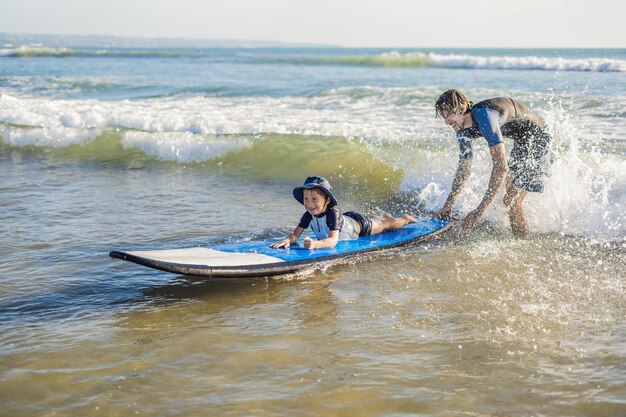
[
  {"xmin": 508, "ymin": 121, "xmax": 552, "ymax": 193},
  {"xmin": 343, "ymin": 211, "xmax": 373, "ymax": 237}
]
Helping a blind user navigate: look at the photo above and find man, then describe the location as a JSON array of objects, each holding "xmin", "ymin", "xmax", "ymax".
[{"xmin": 434, "ymin": 89, "xmax": 551, "ymax": 235}]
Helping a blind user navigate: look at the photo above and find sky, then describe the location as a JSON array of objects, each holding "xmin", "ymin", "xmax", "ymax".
[{"xmin": 1, "ymin": 0, "xmax": 625, "ymax": 48}]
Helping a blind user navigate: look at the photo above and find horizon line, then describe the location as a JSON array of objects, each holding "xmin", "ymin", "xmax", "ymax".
[{"xmin": 1, "ymin": 32, "xmax": 624, "ymax": 50}]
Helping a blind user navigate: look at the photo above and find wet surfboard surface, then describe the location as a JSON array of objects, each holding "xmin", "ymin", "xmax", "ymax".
[{"xmin": 110, "ymin": 218, "xmax": 450, "ymax": 278}]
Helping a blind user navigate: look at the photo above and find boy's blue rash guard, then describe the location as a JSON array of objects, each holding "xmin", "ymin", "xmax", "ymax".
[
  {"xmin": 298, "ymin": 207, "xmax": 360, "ymax": 240},
  {"xmin": 456, "ymin": 97, "xmax": 548, "ymax": 160}
]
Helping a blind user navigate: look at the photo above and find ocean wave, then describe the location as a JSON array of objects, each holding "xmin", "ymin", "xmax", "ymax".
[
  {"xmin": 3, "ymin": 46, "xmax": 624, "ymax": 73},
  {"xmin": 0, "ymin": 91, "xmax": 443, "ymax": 146},
  {"xmin": 292, "ymin": 51, "xmax": 626, "ymax": 73},
  {"xmin": 0, "ymin": 92, "xmax": 624, "ymax": 240},
  {"xmin": 0, "ymin": 90, "xmax": 622, "ymax": 155},
  {"xmin": 295, "ymin": 52, "xmax": 430, "ymax": 68},
  {"xmin": 0, "ymin": 127, "xmax": 406, "ymax": 200},
  {"xmin": 427, "ymin": 52, "xmax": 626, "ymax": 72},
  {"xmin": 0, "ymin": 46, "xmax": 85, "ymax": 58},
  {"xmin": 0, "ymin": 46, "xmax": 200, "ymax": 58}
]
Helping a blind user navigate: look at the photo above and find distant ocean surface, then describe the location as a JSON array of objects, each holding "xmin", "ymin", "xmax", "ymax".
[{"xmin": 1, "ymin": 40, "xmax": 625, "ymax": 416}]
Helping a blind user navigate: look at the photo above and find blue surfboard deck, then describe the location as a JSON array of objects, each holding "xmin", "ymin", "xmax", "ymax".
[{"xmin": 110, "ymin": 218, "xmax": 450, "ymax": 278}]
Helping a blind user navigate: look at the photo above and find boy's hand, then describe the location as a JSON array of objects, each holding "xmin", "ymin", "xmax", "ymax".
[
  {"xmin": 270, "ymin": 239, "xmax": 291, "ymax": 248},
  {"xmin": 303, "ymin": 237, "xmax": 317, "ymax": 249}
]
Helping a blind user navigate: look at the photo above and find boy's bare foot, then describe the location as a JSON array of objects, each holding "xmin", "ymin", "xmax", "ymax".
[{"xmin": 403, "ymin": 214, "xmax": 417, "ymax": 224}]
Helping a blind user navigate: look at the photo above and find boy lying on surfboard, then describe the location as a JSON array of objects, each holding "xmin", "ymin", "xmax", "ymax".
[{"xmin": 270, "ymin": 176, "xmax": 416, "ymax": 250}]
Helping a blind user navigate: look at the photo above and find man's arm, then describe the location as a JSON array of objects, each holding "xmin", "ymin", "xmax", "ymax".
[
  {"xmin": 461, "ymin": 143, "xmax": 508, "ymax": 230},
  {"xmin": 437, "ymin": 157, "xmax": 472, "ymax": 220}
]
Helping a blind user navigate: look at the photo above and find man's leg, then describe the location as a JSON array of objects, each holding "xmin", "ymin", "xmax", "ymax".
[{"xmin": 505, "ymin": 126, "xmax": 551, "ymax": 236}]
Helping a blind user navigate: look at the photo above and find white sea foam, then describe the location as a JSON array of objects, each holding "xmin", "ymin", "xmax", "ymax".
[
  {"xmin": 426, "ymin": 53, "xmax": 626, "ymax": 72},
  {"xmin": 528, "ymin": 107, "xmax": 626, "ymax": 239},
  {"xmin": 0, "ymin": 90, "xmax": 436, "ymax": 146},
  {"xmin": 0, "ymin": 124, "xmax": 99, "ymax": 148},
  {"xmin": 121, "ymin": 131, "xmax": 253, "ymax": 162}
]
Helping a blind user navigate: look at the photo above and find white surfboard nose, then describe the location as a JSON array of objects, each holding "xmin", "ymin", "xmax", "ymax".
[{"xmin": 126, "ymin": 247, "xmax": 285, "ymax": 266}]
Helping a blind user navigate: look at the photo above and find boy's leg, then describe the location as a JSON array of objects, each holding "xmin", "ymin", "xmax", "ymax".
[{"xmin": 371, "ymin": 214, "xmax": 416, "ymax": 235}]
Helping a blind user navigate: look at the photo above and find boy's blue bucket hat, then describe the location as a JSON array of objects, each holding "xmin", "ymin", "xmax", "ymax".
[{"xmin": 293, "ymin": 176, "xmax": 337, "ymax": 208}]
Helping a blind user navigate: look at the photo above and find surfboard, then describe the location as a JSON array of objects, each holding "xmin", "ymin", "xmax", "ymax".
[{"xmin": 109, "ymin": 218, "xmax": 450, "ymax": 278}]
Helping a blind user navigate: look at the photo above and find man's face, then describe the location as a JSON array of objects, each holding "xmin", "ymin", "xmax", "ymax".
[{"xmin": 441, "ymin": 111, "xmax": 467, "ymax": 133}]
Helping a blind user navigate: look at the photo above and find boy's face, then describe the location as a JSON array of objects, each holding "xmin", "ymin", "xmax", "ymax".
[{"xmin": 303, "ymin": 188, "xmax": 329, "ymax": 216}]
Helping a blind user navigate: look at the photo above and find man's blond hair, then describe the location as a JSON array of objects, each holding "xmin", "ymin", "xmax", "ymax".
[{"xmin": 435, "ymin": 89, "xmax": 473, "ymax": 117}]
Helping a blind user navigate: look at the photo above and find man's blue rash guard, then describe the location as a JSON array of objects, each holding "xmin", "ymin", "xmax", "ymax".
[
  {"xmin": 457, "ymin": 108, "xmax": 504, "ymax": 159},
  {"xmin": 456, "ymin": 97, "xmax": 548, "ymax": 159}
]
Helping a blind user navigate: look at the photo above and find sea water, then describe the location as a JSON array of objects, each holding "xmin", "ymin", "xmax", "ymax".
[{"xmin": 0, "ymin": 40, "xmax": 625, "ymax": 416}]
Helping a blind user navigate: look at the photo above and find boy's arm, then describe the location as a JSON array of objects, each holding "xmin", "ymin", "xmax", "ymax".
[
  {"xmin": 303, "ymin": 230, "xmax": 339, "ymax": 249},
  {"xmin": 270, "ymin": 227, "xmax": 304, "ymax": 248}
]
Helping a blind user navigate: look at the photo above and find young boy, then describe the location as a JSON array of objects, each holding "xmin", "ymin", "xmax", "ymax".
[{"xmin": 270, "ymin": 176, "xmax": 416, "ymax": 249}]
